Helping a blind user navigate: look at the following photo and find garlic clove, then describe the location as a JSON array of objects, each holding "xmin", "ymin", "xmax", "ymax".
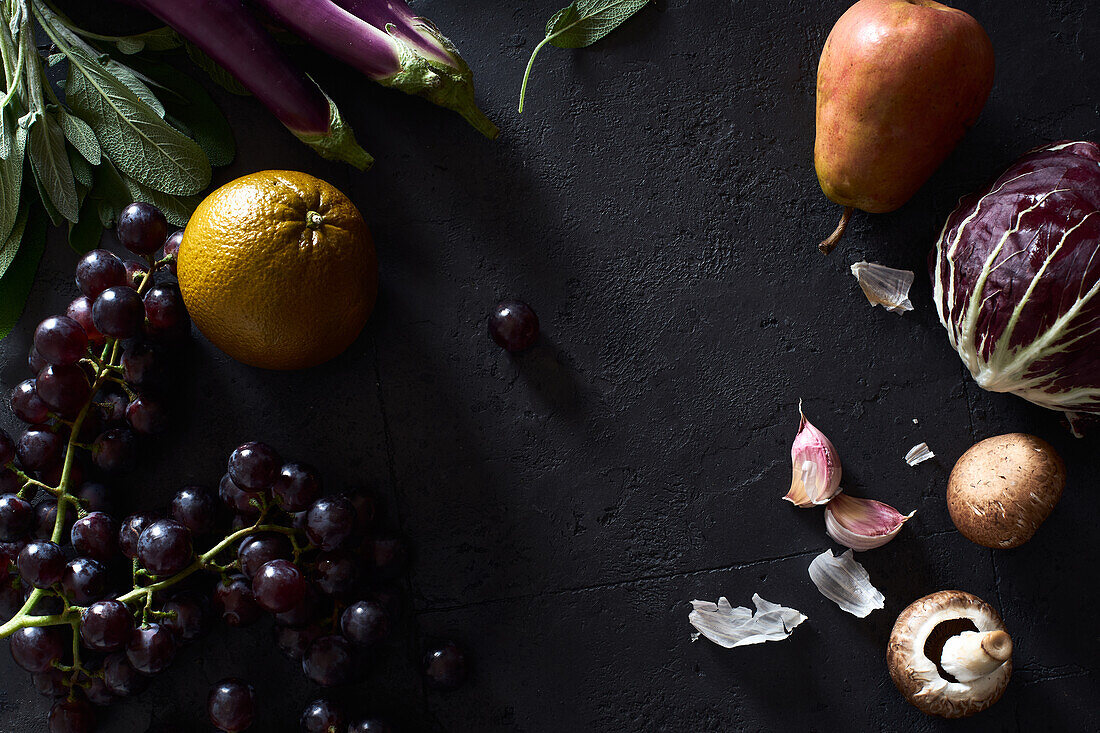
[
  {"xmin": 688, "ymin": 594, "xmax": 807, "ymax": 648},
  {"xmin": 850, "ymin": 261, "xmax": 914, "ymax": 313},
  {"xmin": 808, "ymin": 549, "xmax": 885, "ymax": 617},
  {"xmin": 784, "ymin": 402, "xmax": 842, "ymax": 507},
  {"xmin": 905, "ymin": 442, "xmax": 935, "ymax": 466},
  {"xmin": 824, "ymin": 493, "xmax": 914, "ymax": 550}
]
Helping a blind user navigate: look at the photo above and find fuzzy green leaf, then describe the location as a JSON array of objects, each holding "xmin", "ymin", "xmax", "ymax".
[
  {"xmin": 67, "ymin": 145, "xmax": 94, "ymax": 188},
  {"xmin": 28, "ymin": 112, "xmax": 79, "ymax": 223},
  {"xmin": 105, "ymin": 60, "xmax": 166, "ymax": 118},
  {"xmin": 122, "ymin": 175, "xmax": 201, "ymax": 228},
  {"xmin": 59, "ymin": 111, "xmax": 101, "ymax": 165},
  {"xmin": 0, "ymin": 110, "xmax": 27, "ymax": 250},
  {"xmin": 89, "ymin": 159, "xmax": 133, "ymax": 229},
  {"xmin": 45, "ymin": 19, "xmax": 210, "ymax": 196},
  {"xmin": 68, "ymin": 192, "xmax": 104, "ymax": 253},
  {"xmin": 0, "ymin": 205, "xmax": 44, "ymax": 342},
  {"xmin": 518, "ymin": 0, "xmax": 650, "ymax": 112},
  {"xmin": 184, "ymin": 42, "xmax": 251, "ymax": 96}
]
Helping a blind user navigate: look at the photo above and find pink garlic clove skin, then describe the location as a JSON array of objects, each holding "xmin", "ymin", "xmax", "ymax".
[
  {"xmin": 824, "ymin": 493, "xmax": 915, "ymax": 550},
  {"xmin": 784, "ymin": 406, "xmax": 842, "ymax": 507}
]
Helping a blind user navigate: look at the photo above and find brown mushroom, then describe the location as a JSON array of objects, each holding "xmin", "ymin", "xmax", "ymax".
[
  {"xmin": 947, "ymin": 433, "xmax": 1065, "ymax": 549},
  {"xmin": 887, "ymin": 590, "xmax": 1012, "ymax": 718}
]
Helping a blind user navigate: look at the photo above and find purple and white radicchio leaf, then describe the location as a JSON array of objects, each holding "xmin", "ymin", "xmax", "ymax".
[{"xmin": 931, "ymin": 140, "xmax": 1100, "ymax": 419}]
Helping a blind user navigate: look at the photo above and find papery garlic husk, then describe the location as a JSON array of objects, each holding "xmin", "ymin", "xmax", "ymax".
[
  {"xmin": 784, "ymin": 403, "xmax": 842, "ymax": 507},
  {"xmin": 904, "ymin": 442, "xmax": 935, "ymax": 466},
  {"xmin": 688, "ymin": 594, "xmax": 807, "ymax": 648},
  {"xmin": 850, "ymin": 261, "xmax": 914, "ymax": 313},
  {"xmin": 824, "ymin": 493, "xmax": 915, "ymax": 550},
  {"xmin": 808, "ymin": 549, "xmax": 885, "ymax": 617}
]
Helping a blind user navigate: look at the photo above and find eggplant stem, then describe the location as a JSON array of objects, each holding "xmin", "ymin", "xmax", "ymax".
[{"xmin": 819, "ymin": 206, "xmax": 854, "ymax": 255}]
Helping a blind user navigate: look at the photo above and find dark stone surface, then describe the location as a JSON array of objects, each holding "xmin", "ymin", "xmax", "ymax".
[{"xmin": 1, "ymin": 0, "xmax": 1098, "ymax": 730}]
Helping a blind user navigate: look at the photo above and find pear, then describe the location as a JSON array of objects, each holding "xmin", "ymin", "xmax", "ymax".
[{"xmin": 815, "ymin": 0, "xmax": 994, "ymax": 253}]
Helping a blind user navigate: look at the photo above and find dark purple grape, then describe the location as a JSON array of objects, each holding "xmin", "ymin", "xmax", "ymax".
[
  {"xmin": 219, "ymin": 473, "xmax": 260, "ymax": 516},
  {"xmin": 137, "ymin": 519, "xmax": 192, "ymax": 576},
  {"xmin": 301, "ymin": 635, "xmax": 352, "ymax": 687},
  {"xmin": 74, "ymin": 482, "xmax": 112, "ymax": 514},
  {"xmin": 126, "ymin": 622, "xmax": 175, "ymax": 674},
  {"xmin": 213, "ymin": 574, "xmax": 261, "ymax": 626},
  {"xmin": 36, "ymin": 363, "xmax": 91, "ymax": 414},
  {"xmin": 66, "ymin": 297, "xmax": 106, "ymax": 347},
  {"xmin": 163, "ymin": 230, "xmax": 182, "ymax": 260},
  {"xmin": 124, "ymin": 260, "xmax": 148, "ymax": 289},
  {"xmin": 276, "ymin": 620, "xmax": 322, "ymax": 662},
  {"xmin": 252, "ymin": 559, "xmax": 306, "ymax": 613},
  {"xmin": 143, "ymin": 284, "xmax": 188, "ymax": 332},
  {"xmin": 272, "ymin": 585, "xmax": 321, "ymax": 628},
  {"xmin": 0, "ymin": 494, "xmax": 33, "ymax": 539},
  {"xmin": 80, "ymin": 600, "xmax": 133, "ymax": 652},
  {"xmin": 300, "ymin": 698, "xmax": 346, "ymax": 733},
  {"xmin": 91, "ymin": 428, "xmax": 136, "ymax": 472},
  {"xmin": 362, "ymin": 534, "xmax": 408, "ymax": 580},
  {"xmin": 48, "ymin": 697, "xmax": 94, "ymax": 733},
  {"xmin": 28, "ymin": 345, "xmax": 48, "ymax": 375},
  {"xmin": 0, "ymin": 428, "xmax": 14, "ymax": 467},
  {"xmin": 103, "ymin": 652, "xmax": 147, "ymax": 696},
  {"xmin": 208, "ymin": 677, "xmax": 255, "ymax": 733},
  {"xmin": 83, "ymin": 675, "xmax": 114, "ymax": 706},
  {"xmin": 120, "ymin": 341, "xmax": 170, "ymax": 392},
  {"xmin": 62, "ymin": 557, "xmax": 108, "ymax": 604},
  {"xmin": 305, "ymin": 497, "xmax": 355, "ymax": 552},
  {"xmin": 423, "ymin": 641, "xmax": 468, "ymax": 690},
  {"xmin": 92, "ymin": 286, "xmax": 145, "ymax": 339},
  {"xmin": 348, "ymin": 719, "xmax": 395, "ymax": 733},
  {"xmin": 100, "ymin": 392, "xmax": 129, "ymax": 423},
  {"xmin": 118, "ymin": 513, "xmax": 156, "ymax": 559},
  {"xmin": 125, "ymin": 397, "xmax": 169, "ymax": 435},
  {"xmin": 17, "ymin": 540, "xmax": 65, "ymax": 588},
  {"xmin": 162, "ymin": 592, "xmax": 210, "ymax": 642},
  {"xmin": 313, "ymin": 551, "xmax": 357, "ymax": 597},
  {"xmin": 227, "ymin": 442, "xmax": 280, "ymax": 492},
  {"xmin": 117, "ymin": 202, "xmax": 168, "ymax": 255},
  {"xmin": 0, "ymin": 469, "xmax": 21, "ymax": 496},
  {"xmin": 11, "ymin": 380, "xmax": 50, "ymax": 424},
  {"xmin": 17, "ymin": 427, "xmax": 63, "ymax": 471},
  {"xmin": 168, "ymin": 487, "xmax": 214, "ymax": 534},
  {"xmin": 488, "ymin": 299, "xmax": 539, "ymax": 352},
  {"xmin": 33, "ymin": 667, "xmax": 68, "ymax": 697},
  {"xmin": 76, "ymin": 249, "xmax": 126, "ymax": 299},
  {"xmin": 34, "ymin": 316, "xmax": 88, "ymax": 366},
  {"xmin": 34, "ymin": 500, "xmax": 61, "ymax": 540},
  {"xmin": 237, "ymin": 533, "xmax": 291, "ymax": 579},
  {"xmin": 270, "ymin": 462, "xmax": 321, "ymax": 512},
  {"xmin": 340, "ymin": 600, "xmax": 392, "ymax": 648},
  {"xmin": 10, "ymin": 625, "xmax": 65, "ymax": 672},
  {"xmin": 71, "ymin": 512, "xmax": 117, "ymax": 562}
]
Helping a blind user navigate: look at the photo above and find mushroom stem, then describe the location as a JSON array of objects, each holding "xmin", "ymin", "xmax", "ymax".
[{"xmin": 941, "ymin": 630, "xmax": 1013, "ymax": 682}]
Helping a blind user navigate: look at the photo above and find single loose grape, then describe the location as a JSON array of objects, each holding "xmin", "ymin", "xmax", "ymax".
[
  {"xmin": 488, "ymin": 299, "xmax": 539, "ymax": 352},
  {"xmin": 207, "ymin": 678, "xmax": 255, "ymax": 733},
  {"xmin": 423, "ymin": 640, "xmax": 469, "ymax": 690},
  {"xmin": 300, "ymin": 698, "xmax": 346, "ymax": 733},
  {"xmin": 340, "ymin": 600, "xmax": 392, "ymax": 647}
]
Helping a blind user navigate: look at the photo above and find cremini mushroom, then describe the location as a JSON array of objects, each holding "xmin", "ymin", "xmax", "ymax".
[
  {"xmin": 887, "ymin": 590, "xmax": 1012, "ymax": 718},
  {"xmin": 947, "ymin": 433, "xmax": 1065, "ymax": 549}
]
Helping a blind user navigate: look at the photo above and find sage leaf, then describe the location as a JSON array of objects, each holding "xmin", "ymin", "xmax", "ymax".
[
  {"xmin": 518, "ymin": 0, "xmax": 650, "ymax": 112},
  {"xmin": 0, "ymin": 110, "xmax": 27, "ymax": 247},
  {"xmin": 185, "ymin": 42, "xmax": 251, "ymax": 97},
  {"xmin": 0, "ymin": 203, "xmax": 26, "ymax": 280},
  {"xmin": 123, "ymin": 175, "xmax": 201, "ymax": 228},
  {"xmin": 69, "ymin": 193, "xmax": 104, "ymax": 254},
  {"xmin": 59, "ymin": 111, "xmax": 101, "ymax": 164},
  {"xmin": 67, "ymin": 145, "xmax": 94, "ymax": 188},
  {"xmin": 0, "ymin": 205, "xmax": 44, "ymax": 342},
  {"xmin": 39, "ymin": 13, "xmax": 210, "ymax": 196},
  {"xmin": 115, "ymin": 28, "xmax": 182, "ymax": 55},
  {"xmin": 90, "ymin": 160, "xmax": 132, "ymax": 229},
  {"xmin": 105, "ymin": 60, "xmax": 166, "ymax": 118},
  {"xmin": 28, "ymin": 112, "xmax": 79, "ymax": 223}
]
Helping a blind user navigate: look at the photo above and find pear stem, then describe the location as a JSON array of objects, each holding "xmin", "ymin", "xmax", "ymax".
[{"xmin": 819, "ymin": 206, "xmax": 854, "ymax": 255}]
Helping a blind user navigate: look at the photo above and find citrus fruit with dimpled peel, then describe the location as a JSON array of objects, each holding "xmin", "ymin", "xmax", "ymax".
[{"xmin": 178, "ymin": 171, "xmax": 377, "ymax": 370}]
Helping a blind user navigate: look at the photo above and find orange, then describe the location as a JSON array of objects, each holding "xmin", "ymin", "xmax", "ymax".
[{"xmin": 178, "ymin": 171, "xmax": 377, "ymax": 370}]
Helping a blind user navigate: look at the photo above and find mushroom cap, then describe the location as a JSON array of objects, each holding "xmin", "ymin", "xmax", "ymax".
[
  {"xmin": 947, "ymin": 433, "xmax": 1065, "ymax": 549},
  {"xmin": 887, "ymin": 590, "xmax": 1011, "ymax": 718}
]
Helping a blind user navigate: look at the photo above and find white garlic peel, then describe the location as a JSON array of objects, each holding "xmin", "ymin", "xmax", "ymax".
[
  {"xmin": 905, "ymin": 442, "xmax": 935, "ymax": 466},
  {"xmin": 850, "ymin": 261, "xmax": 914, "ymax": 313},
  {"xmin": 688, "ymin": 594, "xmax": 807, "ymax": 648},
  {"xmin": 941, "ymin": 630, "xmax": 1013, "ymax": 682},
  {"xmin": 807, "ymin": 549, "xmax": 884, "ymax": 617}
]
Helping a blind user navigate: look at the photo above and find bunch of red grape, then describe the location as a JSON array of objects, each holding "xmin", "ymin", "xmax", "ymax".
[{"xmin": 0, "ymin": 201, "xmax": 467, "ymax": 732}]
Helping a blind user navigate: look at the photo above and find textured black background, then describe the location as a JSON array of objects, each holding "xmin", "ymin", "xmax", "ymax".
[{"xmin": 1, "ymin": 0, "xmax": 1099, "ymax": 730}]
